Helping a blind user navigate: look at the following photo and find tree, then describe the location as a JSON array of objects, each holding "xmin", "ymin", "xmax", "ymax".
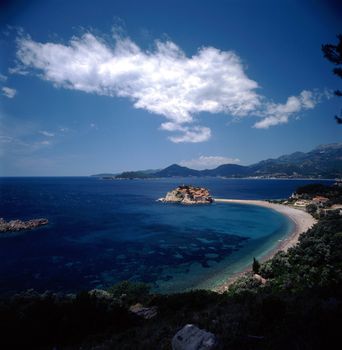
[
  {"xmin": 322, "ymin": 34, "xmax": 342, "ymax": 124},
  {"xmin": 252, "ymin": 257, "xmax": 260, "ymax": 274},
  {"xmin": 306, "ymin": 203, "xmax": 318, "ymax": 216}
]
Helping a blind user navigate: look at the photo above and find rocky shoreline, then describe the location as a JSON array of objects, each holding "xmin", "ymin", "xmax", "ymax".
[
  {"xmin": 0, "ymin": 218, "xmax": 49, "ymax": 233},
  {"xmin": 158, "ymin": 185, "xmax": 213, "ymax": 204}
]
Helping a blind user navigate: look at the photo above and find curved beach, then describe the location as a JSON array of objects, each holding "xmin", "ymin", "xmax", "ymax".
[{"xmin": 213, "ymin": 198, "xmax": 317, "ymax": 292}]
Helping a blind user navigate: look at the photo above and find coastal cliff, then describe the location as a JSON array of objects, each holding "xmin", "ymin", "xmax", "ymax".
[{"xmin": 159, "ymin": 185, "xmax": 213, "ymax": 204}]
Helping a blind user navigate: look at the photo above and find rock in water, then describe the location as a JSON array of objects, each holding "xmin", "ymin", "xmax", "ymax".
[
  {"xmin": 172, "ymin": 324, "xmax": 217, "ymax": 350},
  {"xmin": 159, "ymin": 185, "xmax": 213, "ymax": 204},
  {"xmin": 0, "ymin": 218, "xmax": 49, "ymax": 233}
]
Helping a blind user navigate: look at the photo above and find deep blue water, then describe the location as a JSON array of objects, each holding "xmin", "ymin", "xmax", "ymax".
[{"xmin": 0, "ymin": 177, "xmax": 333, "ymax": 294}]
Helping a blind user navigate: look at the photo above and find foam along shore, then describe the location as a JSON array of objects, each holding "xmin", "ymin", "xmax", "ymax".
[{"xmin": 213, "ymin": 198, "xmax": 317, "ymax": 292}]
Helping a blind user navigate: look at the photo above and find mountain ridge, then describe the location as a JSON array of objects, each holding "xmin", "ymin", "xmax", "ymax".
[{"xmin": 97, "ymin": 143, "xmax": 342, "ymax": 179}]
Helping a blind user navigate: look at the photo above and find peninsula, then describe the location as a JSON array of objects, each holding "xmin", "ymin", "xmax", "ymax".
[
  {"xmin": 0, "ymin": 218, "xmax": 49, "ymax": 233},
  {"xmin": 158, "ymin": 185, "xmax": 213, "ymax": 204},
  {"xmin": 211, "ymin": 180, "xmax": 342, "ymax": 291}
]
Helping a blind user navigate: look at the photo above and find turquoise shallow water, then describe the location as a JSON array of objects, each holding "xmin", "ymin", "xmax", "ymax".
[
  {"xmin": 149, "ymin": 202, "xmax": 293, "ymax": 292},
  {"xmin": 0, "ymin": 177, "xmax": 330, "ymax": 294}
]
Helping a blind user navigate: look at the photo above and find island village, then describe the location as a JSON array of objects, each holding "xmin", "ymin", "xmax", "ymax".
[{"xmin": 158, "ymin": 185, "xmax": 213, "ymax": 204}]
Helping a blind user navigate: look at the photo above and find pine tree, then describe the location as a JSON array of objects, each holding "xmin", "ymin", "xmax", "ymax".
[
  {"xmin": 322, "ymin": 34, "xmax": 342, "ymax": 124},
  {"xmin": 252, "ymin": 257, "xmax": 260, "ymax": 274}
]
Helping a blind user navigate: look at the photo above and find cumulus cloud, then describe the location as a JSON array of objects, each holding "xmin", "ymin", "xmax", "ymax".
[
  {"xmin": 254, "ymin": 90, "xmax": 321, "ymax": 129},
  {"xmin": 13, "ymin": 30, "xmax": 325, "ymax": 141},
  {"xmin": 180, "ymin": 155, "xmax": 240, "ymax": 170},
  {"xmin": 14, "ymin": 32, "xmax": 260, "ymax": 142},
  {"xmin": 2, "ymin": 86, "xmax": 17, "ymax": 98},
  {"xmin": 160, "ymin": 122, "xmax": 211, "ymax": 143}
]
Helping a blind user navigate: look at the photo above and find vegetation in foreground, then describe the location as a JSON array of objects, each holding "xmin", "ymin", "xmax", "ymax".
[{"xmin": 0, "ymin": 211, "xmax": 341, "ymax": 349}]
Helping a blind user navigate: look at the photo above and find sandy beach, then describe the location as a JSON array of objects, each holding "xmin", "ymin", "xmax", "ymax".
[{"xmin": 213, "ymin": 198, "xmax": 317, "ymax": 292}]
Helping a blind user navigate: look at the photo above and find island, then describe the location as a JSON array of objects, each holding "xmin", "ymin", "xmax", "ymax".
[
  {"xmin": 0, "ymin": 218, "xmax": 49, "ymax": 233},
  {"xmin": 158, "ymin": 185, "xmax": 213, "ymax": 204}
]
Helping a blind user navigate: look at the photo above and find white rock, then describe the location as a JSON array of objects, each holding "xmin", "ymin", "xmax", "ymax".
[
  {"xmin": 88, "ymin": 289, "xmax": 113, "ymax": 299},
  {"xmin": 172, "ymin": 324, "xmax": 217, "ymax": 350},
  {"xmin": 129, "ymin": 303, "xmax": 158, "ymax": 319}
]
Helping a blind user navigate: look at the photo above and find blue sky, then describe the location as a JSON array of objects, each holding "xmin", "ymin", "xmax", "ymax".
[{"xmin": 0, "ymin": 0, "xmax": 341, "ymax": 176}]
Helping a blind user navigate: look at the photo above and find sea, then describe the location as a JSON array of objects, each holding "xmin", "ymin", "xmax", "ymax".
[{"xmin": 0, "ymin": 177, "xmax": 334, "ymax": 295}]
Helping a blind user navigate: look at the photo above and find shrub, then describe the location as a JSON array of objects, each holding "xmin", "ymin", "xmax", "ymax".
[{"xmin": 107, "ymin": 280, "xmax": 151, "ymax": 305}]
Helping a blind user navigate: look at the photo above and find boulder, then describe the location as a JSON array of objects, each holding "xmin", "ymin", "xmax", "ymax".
[
  {"xmin": 172, "ymin": 324, "xmax": 217, "ymax": 350},
  {"xmin": 129, "ymin": 303, "xmax": 158, "ymax": 319},
  {"xmin": 253, "ymin": 273, "xmax": 267, "ymax": 285}
]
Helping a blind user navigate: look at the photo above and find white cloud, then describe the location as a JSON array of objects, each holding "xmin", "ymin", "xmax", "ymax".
[
  {"xmin": 8, "ymin": 66, "xmax": 29, "ymax": 75},
  {"xmin": 180, "ymin": 155, "xmax": 240, "ymax": 170},
  {"xmin": 169, "ymin": 126, "xmax": 211, "ymax": 143},
  {"xmin": 59, "ymin": 127, "xmax": 69, "ymax": 132},
  {"xmin": 29, "ymin": 140, "xmax": 52, "ymax": 151},
  {"xmin": 39, "ymin": 140, "xmax": 51, "ymax": 145},
  {"xmin": 15, "ymin": 32, "xmax": 260, "ymax": 142},
  {"xmin": 0, "ymin": 111, "xmax": 55, "ymax": 157},
  {"xmin": 160, "ymin": 122, "xmax": 211, "ymax": 143},
  {"xmin": 14, "ymin": 30, "xmax": 325, "ymax": 141},
  {"xmin": 0, "ymin": 135, "xmax": 14, "ymax": 143},
  {"xmin": 254, "ymin": 90, "xmax": 320, "ymax": 129},
  {"xmin": 0, "ymin": 73, "xmax": 7, "ymax": 82},
  {"xmin": 39, "ymin": 130, "xmax": 55, "ymax": 137},
  {"xmin": 2, "ymin": 86, "xmax": 17, "ymax": 98}
]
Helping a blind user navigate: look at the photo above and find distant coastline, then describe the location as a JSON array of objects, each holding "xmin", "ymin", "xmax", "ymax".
[
  {"xmin": 212, "ymin": 199, "xmax": 317, "ymax": 292},
  {"xmin": 92, "ymin": 143, "xmax": 342, "ymax": 180},
  {"xmin": 97, "ymin": 176, "xmax": 337, "ymax": 181}
]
